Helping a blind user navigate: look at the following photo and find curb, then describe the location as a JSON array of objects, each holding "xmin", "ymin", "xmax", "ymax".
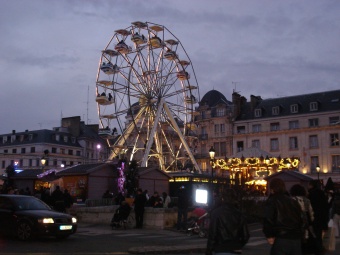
[{"xmin": 128, "ymin": 244, "xmax": 206, "ymax": 254}]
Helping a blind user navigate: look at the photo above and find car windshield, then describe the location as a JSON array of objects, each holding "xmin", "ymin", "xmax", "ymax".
[{"xmin": 13, "ymin": 197, "xmax": 51, "ymax": 211}]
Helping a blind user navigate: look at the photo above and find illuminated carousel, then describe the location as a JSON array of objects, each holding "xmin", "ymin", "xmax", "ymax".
[{"xmin": 209, "ymin": 147, "xmax": 300, "ymax": 190}]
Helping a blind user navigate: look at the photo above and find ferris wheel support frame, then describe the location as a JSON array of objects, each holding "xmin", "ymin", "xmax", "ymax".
[{"xmin": 139, "ymin": 98, "xmax": 201, "ymax": 173}]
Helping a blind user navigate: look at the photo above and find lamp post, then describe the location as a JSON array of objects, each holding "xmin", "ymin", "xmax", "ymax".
[
  {"xmin": 316, "ymin": 165, "xmax": 320, "ymax": 181},
  {"xmin": 265, "ymin": 155, "xmax": 270, "ymax": 176},
  {"xmin": 209, "ymin": 146, "xmax": 216, "ymax": 206},
  {"xmin": 97, "ymin": 144, "xmax": 101, "ymax": 162},
  {"xmin": 40, "ymin": 157, "xmax": 46, "ymax": 172}
]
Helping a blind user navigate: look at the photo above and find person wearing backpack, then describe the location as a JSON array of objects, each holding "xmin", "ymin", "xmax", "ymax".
[{"xmin": 205, "ymin": 189, "xmax": 249, "ymax": 255}]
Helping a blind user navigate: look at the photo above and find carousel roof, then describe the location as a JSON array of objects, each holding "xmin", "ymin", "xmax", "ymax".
[{"xmin": 231, "ymin": 147, "xmax": 272, "ymax": 158}]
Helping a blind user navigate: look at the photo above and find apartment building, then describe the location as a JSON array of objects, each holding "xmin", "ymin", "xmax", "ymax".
[
  {"xmin": 0, "ymin": 116, "xmax": 108, "ymax": 175},
  {"xmin": 233, "ymin": 90, "xmax": 340, "ymax": 181}
]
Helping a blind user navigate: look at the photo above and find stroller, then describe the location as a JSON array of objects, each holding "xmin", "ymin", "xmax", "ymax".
[
  {"xmin": 186, "ymin": 208, "xmax": 209, "ymax": 238},
  {"xmin": 110, "ymin": 201, "xmax": 131, "ymax": 229}
]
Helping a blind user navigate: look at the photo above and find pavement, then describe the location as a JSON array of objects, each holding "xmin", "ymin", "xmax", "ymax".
[
  {"xmin": 128, "ymin": 244, "xmax": 205, "ymax": 254},
  {"xmin": 128, "ymin": 228, "xmax": 207, "ymax": 254}
]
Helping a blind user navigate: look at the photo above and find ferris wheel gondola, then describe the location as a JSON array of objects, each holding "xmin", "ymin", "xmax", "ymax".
[{"xmin": 95, "ymin": 21, "xmax": 201, "ymax": 172}]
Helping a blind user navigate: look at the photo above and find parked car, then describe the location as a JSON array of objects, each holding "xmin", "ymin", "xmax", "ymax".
[{"xmin": 0, "ymin": 194, "xmax": 77, "ymax": 241}]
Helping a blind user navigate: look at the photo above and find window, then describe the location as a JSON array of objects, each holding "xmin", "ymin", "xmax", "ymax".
[
  {"xmin": 252, "ymin": 139, "xmax": 260, "ymax": 148},
  {"xmin": 60, "ymin": 148, "xmax": 65, "ymax": 154},
  {"xmin": 270, "ymin": 122, "xmax": 280, "ymax": 131},
  {"xmin": 290, "ymin": 104, "xmax": 298, "ymax": 113},
  {"xmin": 309, "ymin": 118, "xmax": 319, "ymax": 127},
  {"xmin": 29, "ymin": 159, "xmax": 32, "ymax": 167},
  {"xmin": 53, "ymin": 159, "xmax": 58, "ymax": 166},
  {"xmin": 252, "ymin": 124, "xmax": 261, "ymax": 133},
  {"xmin": 330, "ymin": 133, "xmax": 339, "ymax": 146},
  {"xmin": 12, "ymin": 149, "xmax": 17, "ymax": 154},
  {"xmin": 201, "ymin": 161, "xmax": 207, "ymax": 171},
  {"xmin": 2, "ymin": 161, "xmax": 5, "ymax": 168},
  {"xmin": 216, "ymin": 108, "xmax": 225, "ymax": 117},
  {"xmin": 289, "ymin": 137, "xmax": 298, "ymax": 150},
  {"xmin": 220, "ymin": 142, "xmax": 227, "ymax": 156},
  {"xmin": 30, "ymin": 147, "xmax": 35, "ymax": 153},
  {"xmin": 272, "ymin": 106, "xmax": 280, "ymax": 115},
  {"xmin": 310, "ymin": 156, "xmax": 319, "ymax": 173},
  {"xmin": 329, "ymin": 116, "xmax": 340, "ymax": 125},
  {"xmin": 76, "ymin": 151, "xmax": 81, "ymax": 156},
  {"xmin": 52, "ymin": 147, "xmax": 57, "ymax": 153},
  {"xmin": 56, "ymin": 134, "xmax": 60, "ymax": 141},
  {"xmin": 332, "ymin": 155, "xmax": 340, "ymax": 173},
  {"xmin": 68, "ymin": 150, "xmax": 73, "ymax": 155},
  {"xmin": 71, "ymin": 137, "xmax": 76, "ymax": 143},
  {"xmin": 309, "ymin": 135, "xmax": 318, "ymax": 148},
  {"xmin": 29, "ymin": 134, "xmax": 33, "ymax": 140},
  {"xmin": 254, "ymin": 109, "xmax": 262, "ymax": 117},
  {"xmin": 213, "ymin": 142, "xmax": 220, "ymax": 157},
  {"xmin": 63, "ymin": 136, "xmax": 68, "ymax": 142},
  {"xmin": 237, "ymin": 141, "xmax": 244, "ymax": 152},
  {"xmin": 237, "ymin": 126, "xmax": 245, "ymax": 134},
  {"xmin": 11, "ymin": 135, "xmax": 16, "ymax": 142},
  {"xmin": 2, "ymin": 136, "xmax": 7, "ymax": 144},
  {"xmin": 289, "ymin": 120, "xmax": 299, "ymax": 129},
  {"xmin": 214, "ymin": 124, "xmax": 220, "ymax": 134},
  {"xmin": 270, "ymin": 138, "xmax": 279, "ymax": 151},
  {"xmin": 309, "ymin": 102, "xmax": 318, "ymax": 111},
  {"xmin": 21, "ymin": 148, "xmax": 26, "ymax": 154},
  {"xmin": 220, "ymin": 124, "xmax": 225, "ymax": 133}
]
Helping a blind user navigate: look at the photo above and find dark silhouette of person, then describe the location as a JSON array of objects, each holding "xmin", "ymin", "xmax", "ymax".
[
  {"xmin": 51, "ymin": 186, "xmax": 65, "ymax": 212},
  {"xmin": 134, "ymin": 188, "xmax": 147, "ymax": 229},
  {"xmin": 177, "ymin": 186, "xmax": 190, "ymax": 231},
  {"xmin": 64, "ymin": 189, "xmax": 73, "ymax": 209}
]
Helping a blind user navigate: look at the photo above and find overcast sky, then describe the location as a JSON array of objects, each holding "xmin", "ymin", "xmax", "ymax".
[{"xmin": 1, "ymin": 0, "xmax": 339, "ymax": 134}]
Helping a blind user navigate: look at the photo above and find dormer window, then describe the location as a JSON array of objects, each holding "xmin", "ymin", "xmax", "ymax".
[
  {"xmin": 2, "ymin": 136, "xmax": 7, "ymax": 144},
  {"xmin": 216, "ymin": 108, "xmax": 225, "ymax": 117},
  {"xmin": 56, "ymin": 134, "xmax": 60, "ymax": 141},
  {"xmin": 310, "ymin": 102, "xmax": 318, "ymax": 111},
  {"xmin": 11, "ymin": 135, "xmax": 16, "ymax": 142},
  {"xmin": 272, "ymin": 106, "xmax": 280, "ymax": 115},
  {"xmin": 29, "ymin": 134, "xmax": 33, "ymax": 141},
  {"xmin": 290, "ymin": 104, "xmax": 298, "ymax": 113},
  {"xmin": 254, "ymin": 109, "xmax": 262, "ymax": 117},
  {"xmin": 71, "ymin": 137, "xmax": 76, "ymax": 143},
  {"xmin": 64, "ymin": 136, "xmax": 68, "ymax": 142}
]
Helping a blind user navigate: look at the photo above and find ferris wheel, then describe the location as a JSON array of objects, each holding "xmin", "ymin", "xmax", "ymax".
[{"xmin": 95, "ymin": 21, "xmax": 200, "ymax": 173}]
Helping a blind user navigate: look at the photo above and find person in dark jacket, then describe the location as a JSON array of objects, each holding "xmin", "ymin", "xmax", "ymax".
[
  {"xmin": 51, "ymin": 186, "xmax": 65, "ymax": 212},
  {"xmin": 177, "ymin": 186, "xmax": 190, "ymax": 231},
  {"xmin": 206, "ymin": 189, "xmax": 249, "ymax": 255},
  {"xmin": 134, "ymin": 188, "xmax": 147, "ymax": 229},
  {"xmin": 263, "ymin": 178, "xmax": 304, "ymax": 255},
  {"xmin": 308, "ymin": 180, "xmax": 329, "ymax": 255}
]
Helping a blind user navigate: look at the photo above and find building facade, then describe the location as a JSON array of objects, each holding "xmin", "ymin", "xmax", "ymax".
[
  {"xmin": 195, "ymin": 89, "xmax": 340, "ymax": 184},
  {"xmin": 0, "ymin": 116, "xmax": 109, "ymax": 176}
]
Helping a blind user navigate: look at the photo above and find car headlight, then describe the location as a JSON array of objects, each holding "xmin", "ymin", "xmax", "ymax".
[
  {"xmin": 38, "ymin": 218, "xmax": 54, "ymax": 224},
  {"xmin": 72, "ymin": 217, "xmax": 77, "ymax": 223}
]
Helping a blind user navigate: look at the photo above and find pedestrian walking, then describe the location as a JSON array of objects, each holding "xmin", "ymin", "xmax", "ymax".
[
  {"xmin": 205, "ymin": 189, "xmax": 249, "ymax": 255},
  {"xmin": 134, "ymin": 188, "xmax": 147, "ymax": 229},
  {"xmin": 263, "ymin": 178, "xmax": 305, "ymax": 255}
]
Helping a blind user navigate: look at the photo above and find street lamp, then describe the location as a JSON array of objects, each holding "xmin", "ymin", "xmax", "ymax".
[
  {"xmin": 208, "ymin": 146, "xmax": 216, "ymax": 207},
  {"xmin": 40, "ymin": 157, "xmax": 46, "ymax": 172},
  {"xmin": 97, "ymin": 144, "xmax": 101, "ymax": 161},
  {"xmin": 265, "ymin": 155, "xmax": 270, "ymax": 176},
  {"xmin": 316, "ymin": 164, "xmax": 320, "ymax": 181}
]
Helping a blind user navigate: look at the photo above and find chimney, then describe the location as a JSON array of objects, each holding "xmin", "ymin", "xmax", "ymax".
[
  {"xmin": 250, "ymin": 95, "xmax": 262, "ymax": 111},
  {"xmin": 12, "ymin": 130, "xmax": 16, "ymax": 134}
]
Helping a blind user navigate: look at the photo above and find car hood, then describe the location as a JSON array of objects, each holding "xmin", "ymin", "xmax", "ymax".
[{"xmin": 16, "ymin": 210, "xmax": 73, "ymax": 218}]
